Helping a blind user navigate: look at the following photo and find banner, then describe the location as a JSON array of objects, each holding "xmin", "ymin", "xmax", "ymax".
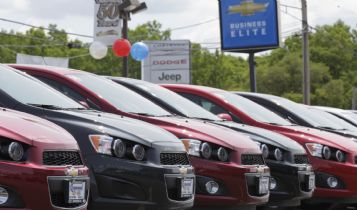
[
  {"xmin": 16, "ymin": 53, "xmax": 69, "ymax": 68},
  {"xmin": 142, "ymin": 40, "xmax": 191, "ymax": 84},
  {"xmin": 219, "ymin": 0, "xmax": 281, "ymax": 52},
  {"xmin": 94, "ymin": 0, "xmax": 122, "ymax": 45}
]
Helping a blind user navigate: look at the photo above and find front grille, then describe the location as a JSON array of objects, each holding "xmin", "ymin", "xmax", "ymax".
[
  {"xmin": 43, "ymin": 151, "xmax": 83, "ymax": 166},
  {"xmin": 51, "ymin": 194, "xmax": 86, "ymax": 208},
  {"xmin": 160, "ymin": 153, "xmax": 190, "ymax": 165},
  {"xmin": 160, "ymin": 153, "xmax": 190, "ymax": 166},
  {"xmin": 294, "ymin": 155, "xmax": 309, "ymax": 164},
  {"xmin": 241, "ymin": 154, "xmax": 265, "ymax": 165}
]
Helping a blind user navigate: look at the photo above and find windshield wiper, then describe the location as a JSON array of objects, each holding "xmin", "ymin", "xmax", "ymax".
[
  {"xmin": 128, "ymin": 112, "xmax": 156, "ymax": 117},
  {"xmin": 316, "ymin": 126, "xmax": 337, "ymax": 130},
  {"xmin": 28, "ymin": 104, "xmax": 63, "ymax": 110},
  {"xmin": 62, "ymin": 107, "xmax": 88, "ymax": 111},
  {"xmin": 190, "ymin": 117, "xmax": 215, "ymax": 122}
]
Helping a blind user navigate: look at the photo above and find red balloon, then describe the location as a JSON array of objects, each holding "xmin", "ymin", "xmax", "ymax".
[{"xmin": 112, "ymin": 39, "xmax": 131, "ymax": 57}]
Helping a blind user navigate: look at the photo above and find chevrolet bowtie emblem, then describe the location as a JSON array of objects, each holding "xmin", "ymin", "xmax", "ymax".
[
  {"xmin": 66, "ymin": 167, "xmax": 79, "ymax": 177},
  {"xmin": 179, "ymin": 167, "xmax": 188, "ymax": 176},
  {"xmin": 228, "ymin": 0, "xmax": 269, "ymax": 16}
]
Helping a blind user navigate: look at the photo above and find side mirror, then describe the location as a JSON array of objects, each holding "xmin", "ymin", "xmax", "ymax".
[{"xmin": 217, "ymin": 113, "xmax": 233, "ymax": 121}]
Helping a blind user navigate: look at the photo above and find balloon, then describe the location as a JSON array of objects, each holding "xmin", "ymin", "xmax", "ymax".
[
  {"xmin": 112, "ymin": 39, "xmax": 131, "ymax": 57},
  {"xmin": 130, "ymin": 42, "xmax": 149, "ymax": 61},
  {"xmin": 89, "ymin": 41, "xmax": 108, "ymax": 59}
]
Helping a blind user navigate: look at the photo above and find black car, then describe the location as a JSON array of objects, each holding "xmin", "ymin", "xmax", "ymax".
[
  {"xmin": 0, "ymin": 65, "xmax": 195, "ymax": 210},
  {"xmin": 238, "ymin": 92, "xmax": 357, "ymax": 139},
  {"xmin": 109, "ymin": 77, "xmax": 315, "ymax": 208}
]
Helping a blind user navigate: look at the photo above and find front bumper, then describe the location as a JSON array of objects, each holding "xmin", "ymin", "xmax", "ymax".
[
  {"xmin": 190, "ymin": 157, "xmax": 270, "ymax": 208},
  {"xmin": 305, "ymin": 157, "xmax": 357, "ymax": 204},
  {"xmin": 266, "ymin": 161, "xmax": 314, "ymax": 207},
  {"xmin": 0, "ymin": 161, "xmax": 89, "ymax": 210},
  {"xmin": 87, "ymin": 154, "xmax": 195, "ymax": 210}
]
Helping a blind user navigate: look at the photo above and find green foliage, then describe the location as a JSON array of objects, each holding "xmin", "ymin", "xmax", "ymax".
[{"xmin": 0, "ymin": 20, "xmax": 356, "ymax": 108}]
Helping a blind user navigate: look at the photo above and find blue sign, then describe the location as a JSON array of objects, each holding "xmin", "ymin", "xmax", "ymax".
[{"xmin": 219, "ymin": 0, "xmax": 281, "ymax": 52}]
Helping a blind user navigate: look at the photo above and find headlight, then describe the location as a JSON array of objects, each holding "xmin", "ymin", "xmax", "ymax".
[
  {"xmin": 305, "ymin": 143, "xmax": 323, "ymax": 158},
  {"xmin": 274, "ymin": 148, "xmax": 283, "ymax": 161},
  {"xmin": 113, "ymin": 139, "xmax": 126, "ymax": 158},
  {"xmin": 201, "ymin": 142, "xmax": 212, "ymax": 159},
  {"xmin": 322, "ymin": 146, "xmax": 331, "ymax": 160},
  {"xmin": 217, "ymin": 147, "xmax": 228, "ymax": 162},
  {"xmin": 89, "ymin": 135, "xmax": 113, "ymax": 155},
  {"xmin": 306, "ymin": 143, "xmax": 346, "ymax": 162},
  {"xmin": 182, "ymin": 139, "xmax": 229, "ymax": 162},
  {"xmin": 0, "ymin": 140, "xmax": 26, "ymax": 162},
  {"xmin": 131, "ymin": 144, "xmax": 145, "ymax": 161},
  {"xmin": 336, "ymin": 150, "xmax": 345, "ymax": 162},
  {"xmin": 260, "ymin": 144, "xmax": 269, "ymax": 159},
  {"xmin": 8, "ymin": 142, "xmax": 24, "ymax": 161},
  {"xmin": 89, "ymin": 135, "xmax": 146, "ymax": 161}
]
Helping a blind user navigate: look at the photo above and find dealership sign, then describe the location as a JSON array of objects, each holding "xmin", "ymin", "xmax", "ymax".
[
  {"xmin": 94, "ymin": 0, "xmax": 122, "ymax": 45},
  {"xmin": 142, "ymin": 40, "xmax": 191, "ymax": 84},
  {"xmin": 219, "ymin": 0, "xmax": 281, "ymax": 52}
]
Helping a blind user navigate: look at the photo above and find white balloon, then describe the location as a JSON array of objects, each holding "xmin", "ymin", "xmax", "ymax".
[{"xmin": 89, "ymin": 41, "xmax": 108, "ymax": 59}]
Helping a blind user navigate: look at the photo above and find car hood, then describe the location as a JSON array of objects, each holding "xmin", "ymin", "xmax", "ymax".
[
  {"xmin": 214, "ymin": 121, "xmax": 306, "ymax": 154},
  {"xmin": 0, "ymin": 108, "xmax": 78, "ymax": 148},
  {"xmin": 282, "ymin": 125, "xmax": 357, "ymax": 152},
  {"xmin": 149, "ymin": 116, "xmax": 261, "ymax": 153},
  {"xmin": 59, "ymin": 110, "xmax": 184, "ymax": 149}
]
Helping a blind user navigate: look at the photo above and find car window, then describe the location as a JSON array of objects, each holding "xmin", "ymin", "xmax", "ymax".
[
  {"xmin": 178, "ymin": 92, "xmax": 243, "ymax": 123},
  {"xmin": 308, "ymin": 108, "xmax": 357, "ymax": 131},
  {"xmin": 123, "ymin": 80, "xmax": 221, "ymax": 121},
  {"xmin": 65, "ymin": 73, "xmax": 171, "ymax": 117},
  {"xmin": 35, "ymin": 76, "xmax": 101, "ymax": 110},
  {"xmin": 212, "ymin": 92, "xmax": 292, "ymax": 126},
  {"xmin": 0, "ymin": 65, "xmax": 84, "ymax": 109}
]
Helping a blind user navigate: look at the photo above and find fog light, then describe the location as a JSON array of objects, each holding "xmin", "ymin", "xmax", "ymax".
[
  {"xmin": 270, "ymin": 177, "xmax": 277, "ymax": 190},
  {"xmin": 0, "ymin": 187, "xmax": 9, "ymax": 205},
  {"xmin": 327, "ymin": 177, "xmax": 338, "ymax": 188},
  {"xmin": 205, "ymin": 181, "xmax": 219, "ymax": 194}
]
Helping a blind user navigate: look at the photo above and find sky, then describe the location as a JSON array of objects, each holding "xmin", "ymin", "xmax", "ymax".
[{"xmin": 0, "ymin": 0, "xmax": 356, "ymax": 51}]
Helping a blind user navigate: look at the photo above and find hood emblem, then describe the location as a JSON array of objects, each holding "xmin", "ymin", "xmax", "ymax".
[
  {"xmin": 66, "ymin": 166, "xmax": 79, "ymax": 177},
  {"xmin": 179, "ymin": 167, "xmax": 188, "ymax": 176}
]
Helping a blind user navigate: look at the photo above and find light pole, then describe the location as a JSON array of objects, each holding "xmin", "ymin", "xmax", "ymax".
[
  {"xmin": 301, "ymin": 0, "xmax": 310, "ymax": 105},
  {"xmin": 119, "ymin": 0, "xmax": 147, "ymax": 77}
]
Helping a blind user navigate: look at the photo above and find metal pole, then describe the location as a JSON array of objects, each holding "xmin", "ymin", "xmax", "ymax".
[
  {"xmin": 302, "ymin": 0, "xmax": 310, "ymax": 105},
  {"xmin": 353, "ymin": 86, "xmax": 356, "ymax": 110},
  {"xmin": 122, "ymin": 13, "xmax": 129, "ymax": 77},
  {"xmin": 249, "ymin": 52, "xmax": 257, "ymax": 92}
]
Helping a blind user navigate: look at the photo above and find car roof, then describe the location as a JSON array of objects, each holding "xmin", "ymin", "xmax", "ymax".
[{"xmin": 9, "ymin": 64, "xmax": 87, "ymax": 76}]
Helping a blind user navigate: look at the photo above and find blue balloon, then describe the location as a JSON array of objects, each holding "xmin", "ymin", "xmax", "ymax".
[{"xmin": 130, "ymin": 42, "xmax": 149, "ymax": 61}]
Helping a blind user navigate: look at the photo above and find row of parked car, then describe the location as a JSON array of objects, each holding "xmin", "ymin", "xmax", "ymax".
[{"xmin": 0, "ymin": 63, "xmax": 356, "ymax": 210}]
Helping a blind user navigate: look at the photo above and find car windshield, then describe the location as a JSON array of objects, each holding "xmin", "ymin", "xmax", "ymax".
[
  {"xmin": 125, "ymin": 80, "xmax": 221, "ymax": 121},
  {"xmin": 214, "ymin": 91, "xmax": 292, "ymax": 126},
  {"xmin": 308, "ymin": 108, "xmax": 357, "ymax": 131},
  {"xmin": 344, "ymin": 112, "xmax": 357, "ymax": 122},
  {"xmin": 66, "ymin": 74, "xmax": 171, "ymax": 116},
  {"xmin": 0, "ymin": 65, "xmax": 84, "ymax": 109},
  {"xmin": 269, "ymin": 96, "xmax": 348, "ymax": 130}
]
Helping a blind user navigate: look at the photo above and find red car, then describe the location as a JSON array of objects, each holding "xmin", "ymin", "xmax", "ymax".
[
  {"xmin": 10, "ymin": 64, "xmax": 270, "ymax": 210},
  {"xmin": 0, "ymin": 108, "xmax": 89, "ymax": 210},
  {"xmin": 163, "ymin": 84, "xmax": 357, "ymax": 208}
]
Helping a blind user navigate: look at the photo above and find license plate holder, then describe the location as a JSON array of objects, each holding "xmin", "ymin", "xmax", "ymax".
[
  {"xmin": 307, "ymin": 174, "xmax": 315, "ymax": 190},
  {"xmin": 258, "ymin": 177, "xmax": 270, "ymax": 195},
  {"xmin": 66, "ymin": 180, "xmax": 86, "ymax": 204},
  {"xmin": 180, "ymin": 178, "xmax": 194, "ymax": 198}
]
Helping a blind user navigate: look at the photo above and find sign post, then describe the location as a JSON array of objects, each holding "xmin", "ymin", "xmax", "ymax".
[{"xmin": 218, "ymin": 0, "xmax": 281, "ymax": 92}]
